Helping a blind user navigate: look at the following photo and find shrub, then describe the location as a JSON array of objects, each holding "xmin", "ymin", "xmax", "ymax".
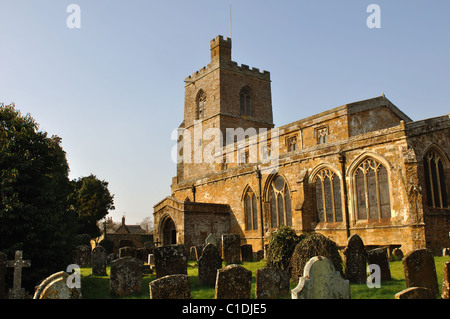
[
  {"xmin": 289, "ymin": 232, "xmax": 343, "ymax": 282},
  {"xmin": 265, "ymin": 226, "xmax": 303, "ymax": 270}
]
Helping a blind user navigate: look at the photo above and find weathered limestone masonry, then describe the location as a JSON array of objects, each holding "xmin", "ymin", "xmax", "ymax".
[{"xmin": 154, "ymin": 35, "xmax": 450, "ymax": 256}]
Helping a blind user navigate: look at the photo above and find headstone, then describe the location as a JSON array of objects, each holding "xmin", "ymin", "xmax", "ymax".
[
  {"xmin": 7, "ymin": 250, "xmax": 31, "ymax": 299},
  {"xmin": 73, "ymin": 245, "xmax": 91, "ymax": 267},
  {"xmin": 198, "ymin": 243, "xmax": 223, "ymax": 286},
  {"xmin": 33, "ymin": 271, "xmax": 81, "ymax": 299},
  {"xmin": 119, "ymin": 246, "xmax": 136, "ymax": 258},
  {"xmin": 403, "ymin": 249, "xmax": 438, "ymax": 298},
  {"xmin": 442, "ymin": 261, "xmax": 450, "ymax": 299},
  {"xmin": 215, "ymin": 264, "xmax": 252, "ymax": 299},
  {"xmin": 241, "ymin": 245, "xmax": 253, "ymax": 262},
  {"xmin": 343, "ymin": 234, "xmax": 367, "ymax": 284},
  {"xmin": 189, "ymin": 245, "xmax": 203, "ymax": 262},
  {"xmin": 91, "ymin": 245, "xmax": 107, "ymax": 276},
  {"xmin": 0, "ymin": 253, "xmax": 6, "ymax": 299},
  {"xmin": 255, "ymin": 267, "xmax": 290, "ymax": 299},
  {"xmin": 149, "ymin": 274, "xmax": 190, "ymax": 299},
  {"xmin": 253, "ymin": 250, "xmax": 264, "ymax": 261},
  {"xmin": 222, "ymin": 234, "xmax": 241, "ymax": 264},
  {"xmin": 136, "ymin": 248, "xmax": 153, "ymax": 262},
  {"xmin": 395, "ymin": 287, "xmax": 435, "ymax": 299},
  {"xmin": 154, "ymin": 244, "xmax": 187, "ymax": 278},
  {"xmin": 205, "ymin": 233, "xmax": 217, "ymax": 247},
  {"xmin": 148, "ymin": 254, "xmax": 155, "ymax": 266},
  {"xmin": 109, "ymin": 257, "xmax": 142, "ymax": 297},
  {"xmin": 367, "ymin": 247, "xmax": 391, "ymax": 281},
  {"xmin": 291, "ymin": 256, "xmax": 350, "ymax": 299}
]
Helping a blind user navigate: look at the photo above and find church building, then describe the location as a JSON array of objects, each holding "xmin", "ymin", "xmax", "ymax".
[{"xmin": 153, "ymin": 35, "xmax": 450, "ymax": 255}]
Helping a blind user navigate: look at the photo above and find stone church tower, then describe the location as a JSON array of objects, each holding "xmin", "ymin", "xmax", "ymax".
[{"xmin": 177, "ymin": 35, "xmax": 274, "ymax": 182}]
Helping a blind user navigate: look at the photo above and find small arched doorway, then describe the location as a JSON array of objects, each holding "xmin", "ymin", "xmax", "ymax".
[{"xmin": 162, "ymin": 217, "xmax": 177, "ymax": 246}]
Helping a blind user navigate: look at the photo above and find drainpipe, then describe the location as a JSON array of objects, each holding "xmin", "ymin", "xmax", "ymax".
[
  {"xmin": 256, "ymin": 167, "xmax": 265, "ymax": 255},
  {"xmin": 191, "ymin": 184, "xmax": 196, "ymax": 202},
  {"xmin": 339, "ymin": 153, "xmax": 351, "ymax": 238}
]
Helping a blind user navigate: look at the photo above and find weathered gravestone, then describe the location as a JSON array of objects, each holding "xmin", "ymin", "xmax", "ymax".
[
  {"xmin": 33, "ymin": 271, "xmax": 81, "ymax": 299},
  {"xmin": 215, "ymin": 264, "xmax": 252, "ymax": 299},
  {"xmin": 109, "ymin": 257, "xmax": 142, "ymax": 297},
  {"xmin": 392, "ymin": 248, "xmax": 404, "ymax": 261},
  {"xmin": 198, "ymin": 243, "xmax": 223, "ymax": 286},
  {"xmin": 119, "ymin": 246, "xmax": 136, "ymax": 258},
  {"xmin": 442, "ymin": 261, "xmax": 450, "ymax": 299},
  {"xmin": 154, "ymin": 244, "xmax": 187, "ymax": 278},
  {"xmin": 222, "ymin": 234, "xmax": 241, "ymax": 264},
  {"xmin": 241, "ymin": 245, "xmax": 253, "ymax": 262},
  {"xmin": 255, "ymin": 267, "xmax": 290, "ymax": 299},
  {"xmin": 395, "ymin": 287, "xmax": 435, "ymax": 299},
  {"xmin": 403, "ymin": 249, "xmax": 439, "ymax": 298},
  {"xmin": 291, "ymin": 256, "xmax": 350, "ymax": 299},
  {"xmin": 73, "ymin": 245, "xmax": 91, "ymax": 267},
  {"xmin": 253, "ymin": 250, "xmax": 264, "ymax": 261},
  {"xmin": 136, "ymin": 248, "xmax": 153, "ymax": 263},
  {"xmin": 149, "ymin": 274, "xmax": 191, "ymax": 299},
  {"xmin": 7, "ymin": 250, "xmax": 31, "ymax": 299},
  {"xmin": 0, "ymin": 252, "xmax": 6, "ymax": 299},
  {"xmin": 367, "ymin": 247, "xmax": 391, "ymax": 281},
  {"xmin": 189, "ymin": 245, "xmax": 203, "ymax": 262},
  {"xmin": 92, "ymin": 245, "xmax": 107, "ymax": 276},
  {"xmin": 343, "ymin": 234, "xmax": 367, "ymax": 284}
]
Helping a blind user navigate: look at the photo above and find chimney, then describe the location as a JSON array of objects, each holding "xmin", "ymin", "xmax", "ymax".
[
  {"xmin": 210, "ymin": 35, "xmax": 231, "ymax": 62},
  {"xmin": 121, "ymin": 215, "xmax": 125, "ymax": 226}
]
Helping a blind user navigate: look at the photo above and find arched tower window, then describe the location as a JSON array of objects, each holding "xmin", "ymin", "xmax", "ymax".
[
  {"xmin": 240, "ymin": 86, "xmax": 252, "ymax": 116},
  {"xmin": 423, "ymin": 149, "xmax": 448, "ymax": 208},
  {"xmin": 313, "ymin": 168, "xmax": 343, "ymax": 223},
  {"xmin": 196, "ymin": 90, "xmax": 207, "ymax": 119},
  {"xmin": 268, "ymin": 175, "xmax": 292, "ymax": 227},
  {"xmin": 354, "ymin": 158, "xmax": 391, "ymax": 220},
  {"xmin": 244, "ymin": 187, "xmax": 258, "ymax": 230}
]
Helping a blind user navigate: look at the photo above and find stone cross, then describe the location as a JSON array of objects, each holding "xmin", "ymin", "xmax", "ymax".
[{"xmin": 7, "ymin": 250, "xmax": 31, "ymax": 299}]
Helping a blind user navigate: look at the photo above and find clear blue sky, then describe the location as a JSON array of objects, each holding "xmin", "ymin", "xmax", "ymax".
[{"xmin": 1, "ymin": 1, "xmax": 449, "ymax": 225}]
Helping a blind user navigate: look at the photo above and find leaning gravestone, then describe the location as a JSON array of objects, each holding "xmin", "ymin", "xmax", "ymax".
[
  {"xmin": 291, "ymin": 256, "xmax": 350, "ymax": 299},
  {"xmin": 154, "ymin": 244, "xmax": 187, "ymax": 278},
  {"xmin": 222, "ymin": 234, "xmax": 241, "ymax": 264},
  {"xmin": 33, "ymin": 271, "xmax": 81, "ymax": 299},
  {"xmin": 403, "ymin": 249, "xmax": 439, "ymax": 298},
  {"xmin": 198, "ymin": 243, "xmax": 223, "ymax": 286},
  {"xmin": 149, "ymin": 274, "xmax": 190, "ymax": 299},
  {"xmin": 395, "ymin": 287, "xmax": 435, "ymax": 299},
  {"xmin": 0, "ymin": 252, "xmax": 6, "ymax": 299},
  {"xmin": 205, "ymin": 233, "xmax": 217, "ymax": 247},
  {"xmin": 109, "ymin": 257, "xmax": 142, "ymax": 297},
  {"xmin": 92, "ymin": 245, "xmax": 107, "ymax": 276},
  {"xmin": 215, "ymin": 264, "xmax": 252, "ymax": 299},
  {"xmin": 73, "ymin": 245, "xmax": 91, "ymax": 267},
  {"xmin": 343, "ymin": 234, "xmax": 367, "ymax": 284},
  {"xmin": 442, "ymin": 261, "xmax": 450, "ymax": 299},
  {"xmin": 367, "ymin": 247, "xmax": 391, "ymax": 281},
  {"xmin": 255, "ymin": 267, "xmax": 290, "ymax": 299}
]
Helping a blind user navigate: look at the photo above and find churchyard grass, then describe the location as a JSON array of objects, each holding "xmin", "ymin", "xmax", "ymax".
[{"xmin": 80, "ymin": 256, "xmax": 450, "ymax": 299}]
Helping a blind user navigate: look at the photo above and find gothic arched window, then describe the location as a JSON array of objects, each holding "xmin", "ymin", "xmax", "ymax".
[
  {"xmin": 240, "ymin": 87, "xmax": 252, "ymax": 116},
  {"xmin": 244, "ymin": 188, "xmax": 258, "ymax": 230},
  {"xmin": 354, "ymin": 158, "xmax": 391, "ymax": 220},
  {"xmin": 314, "ymin": 168, "xmax": 343, "ymax": 223},
  {"xmin": 268, "ymin": 175, "xmax": 292, "ymax": 227},
  {"xmin": 196, "ymin": 90, "xmax": 207, "ymax": 119},
  {"xmin": 423, "ymin": 149, "xmax": 448, "ymax": 208}
]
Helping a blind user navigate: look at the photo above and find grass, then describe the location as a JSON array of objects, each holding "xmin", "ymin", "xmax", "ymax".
[{"xmin": 80, "ymin": 256, "xmax": 450, "ymax": 299}]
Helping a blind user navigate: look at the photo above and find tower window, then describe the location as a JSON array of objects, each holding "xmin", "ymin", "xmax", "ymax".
[
  {"xmin": 196, "ymin": 90, "xmax": 207, "ymax": 119},
  {"xmin": 240, "ymin": 87, "xmax": 252, "ymax": 116}
]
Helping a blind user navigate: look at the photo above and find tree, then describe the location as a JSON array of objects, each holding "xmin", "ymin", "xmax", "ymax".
[
  {"xmin": 69, "ymin": 174, "xmax": 115, "ymax": 238},
  {"xmin": 0, "ymin": 103, "xmax": 76, "ymax": 290}
]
